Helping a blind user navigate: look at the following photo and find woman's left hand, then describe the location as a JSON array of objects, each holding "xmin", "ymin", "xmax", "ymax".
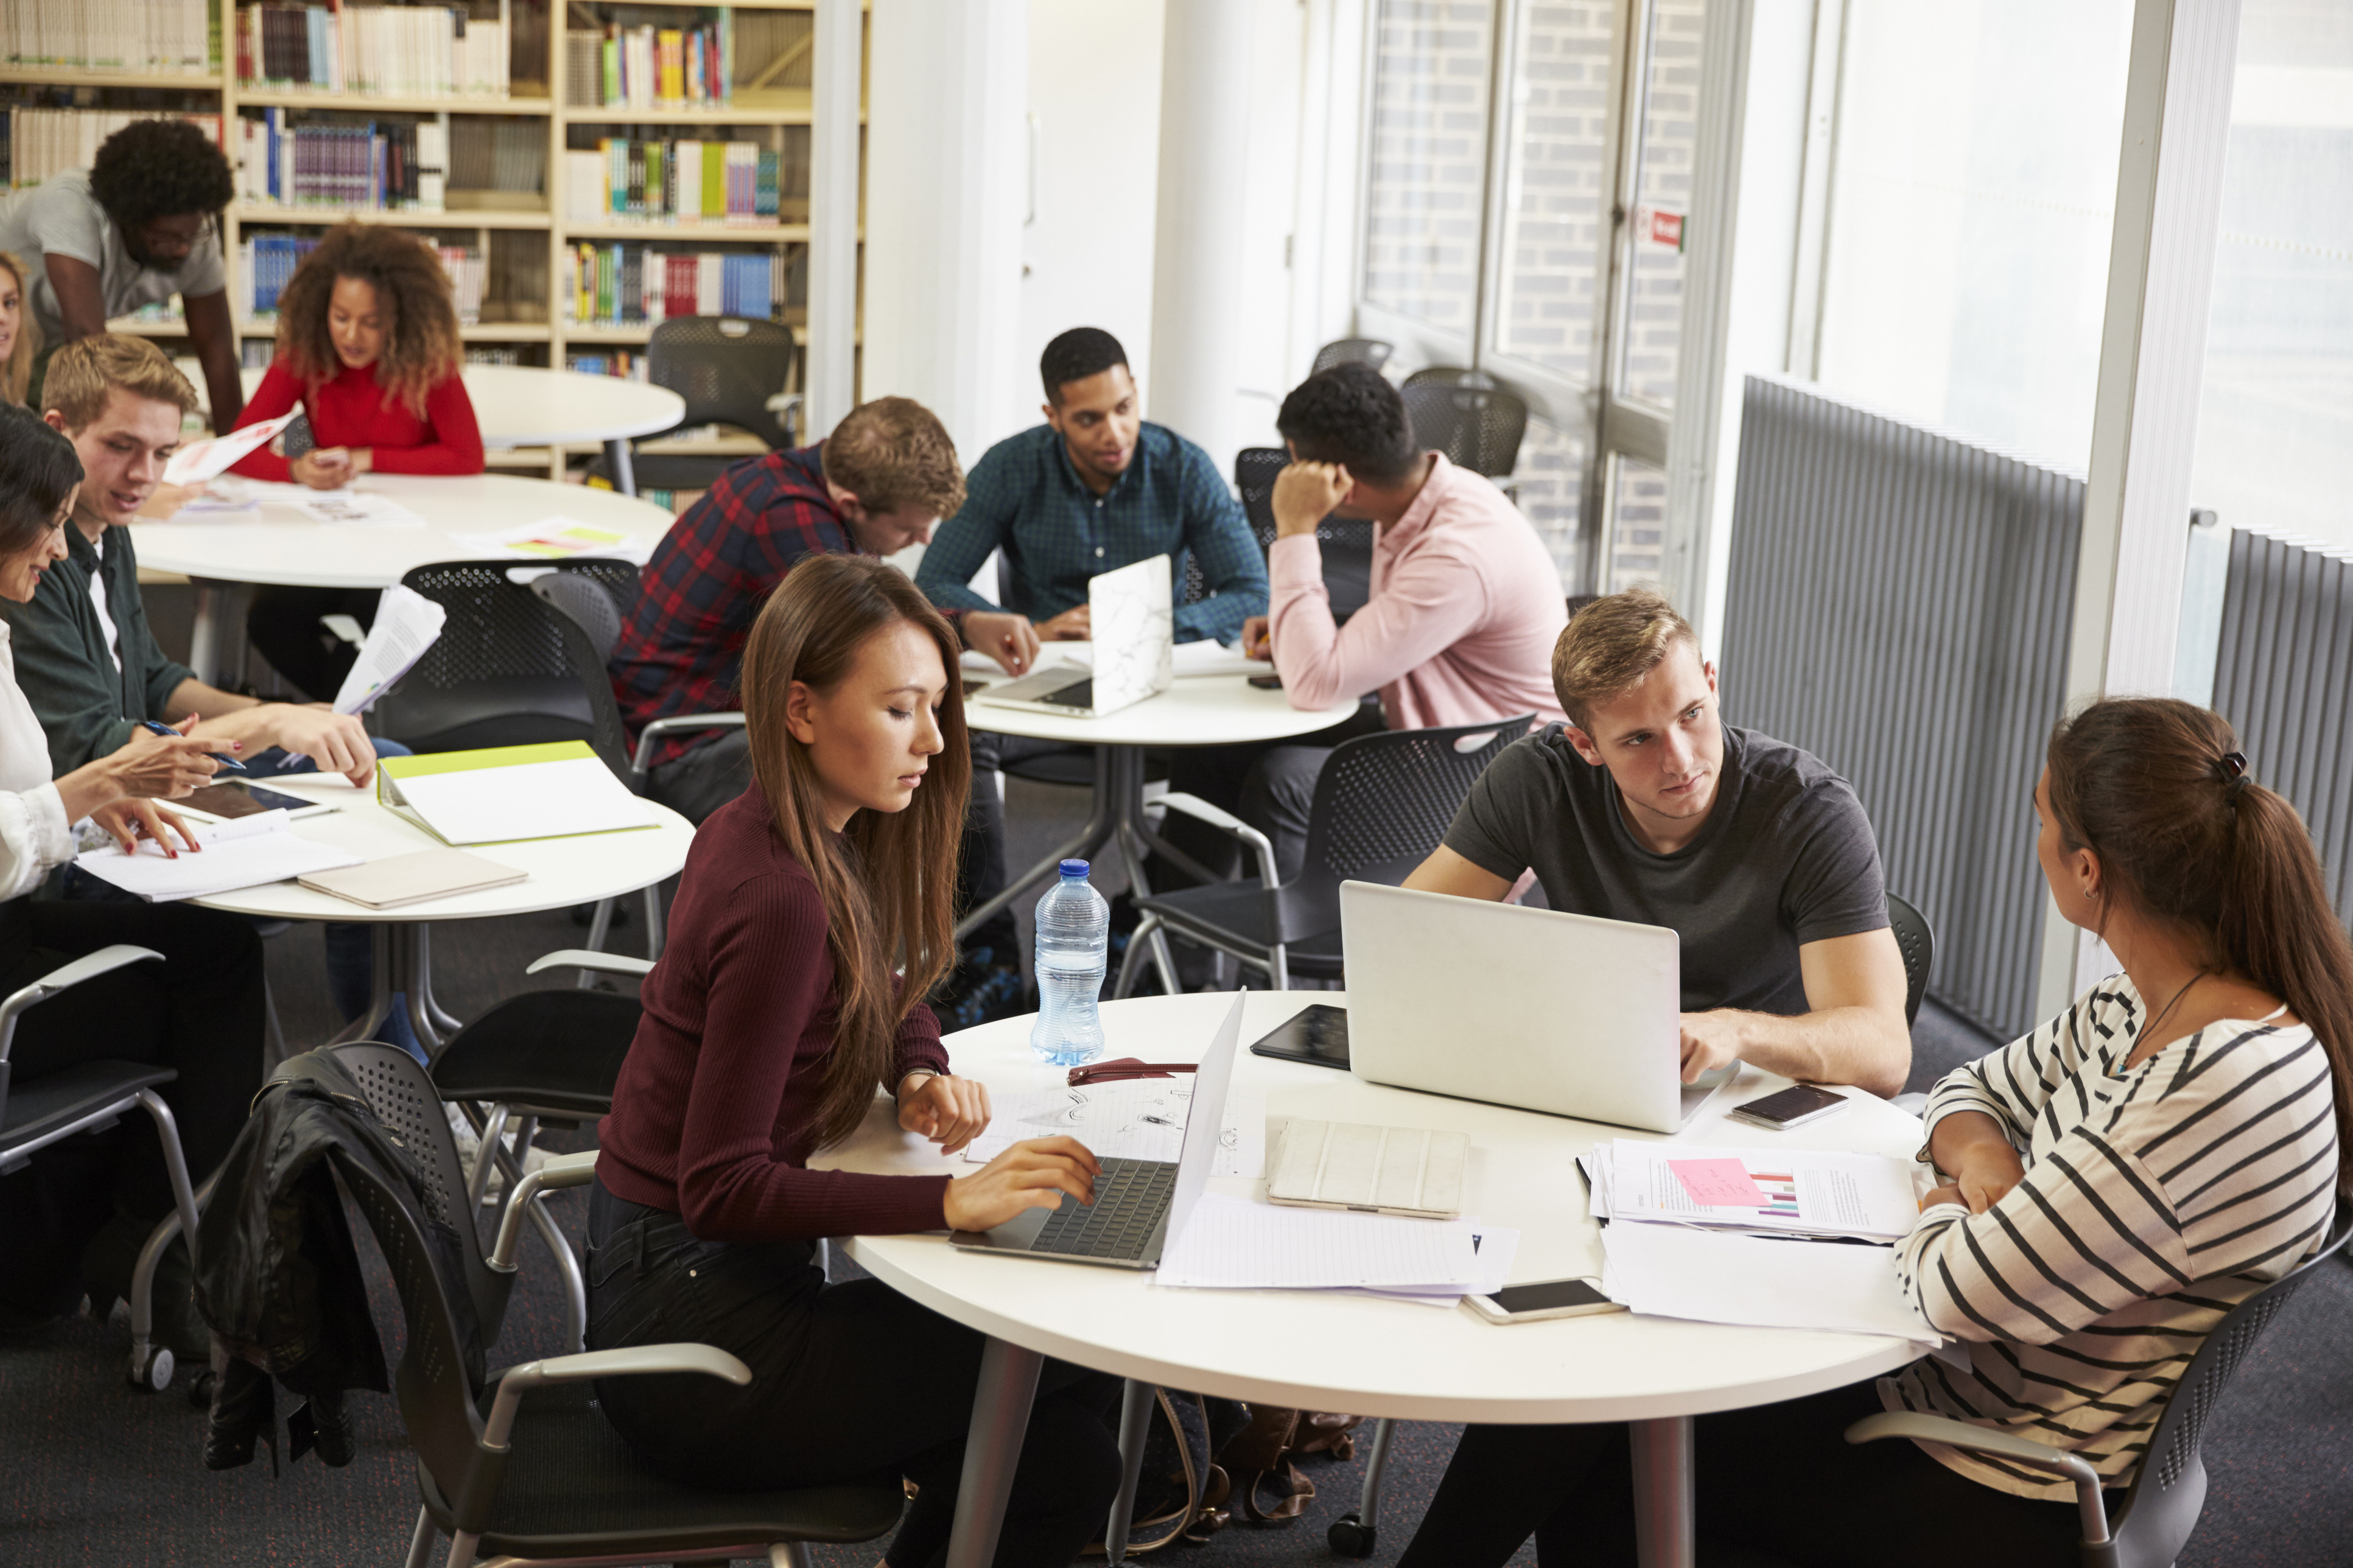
[
  {"xmin": 90, "ymin": 799, "xmax": 201, "ymax": 857},
  {"xmin": 899, "ymin": 1073, "xmax": 991, "ymax": 1155}
]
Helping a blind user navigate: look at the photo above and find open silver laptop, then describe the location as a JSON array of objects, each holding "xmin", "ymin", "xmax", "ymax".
[
  {"xmin": 1339, "ymin": 882, "xmax": 1729, "ymax": 1133},
  {"xmin": 950, "ymin": 991, "xmax": 1244, "ymax": 1269},
  {"xmin": 969, "ymin": 553, "xmax": 1174, "ymax": 718}
]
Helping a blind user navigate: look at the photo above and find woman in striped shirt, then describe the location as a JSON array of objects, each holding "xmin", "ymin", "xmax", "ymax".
[{"xmin": 1397, "ymin": 697, "xmax": 2349, "ymax": 1567}]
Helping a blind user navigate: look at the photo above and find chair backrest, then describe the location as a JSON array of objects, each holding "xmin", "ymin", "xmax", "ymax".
[
  {"xmin": 645, "ymin": 315, "xmax": 798, "ymax": 449},
  {"xmin": 1401, "ymin": 365, "xmax": 1499, "ymax": 391},
  {"xmin": 326, "ymin": 1041, "xmax": 517, "ymax": 1346},
  {"xmin": 1886, "ymin": 892, "xmax": 1934, "ymax": 1027},
  {"xmin": 996, "ymin": 550, "xmax": 1210, "ymax": 613},
  {"xmin": 371, "ymin": 559, "xmax": 641, "ymax": 757},
  {"xmin": 1233, "ymin": 447, "xmax": 1376, "ymax": 620},
  {"xmin": 1310, "ymin": 337, "xmax": 1393, "ymax": 377},
  {"xmin": 1273, "ymin": 715, "xmax": 1534, "ymax": 943},
  {"xmin": 529, "ymin": 566, "xmax": 642, "ymax": 787},
  {"xmin": 2107, "ymin": 1200, "xmax": 2352, "ymax": 1567},
  {"xmin": 1401, "ymin": 380, "xmax": 1529, "ymax": 479}
]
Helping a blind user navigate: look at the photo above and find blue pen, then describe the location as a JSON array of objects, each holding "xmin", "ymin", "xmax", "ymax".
[{"xmin": 140, "ymin": 719, "xmax": 248, "ymax": 775}]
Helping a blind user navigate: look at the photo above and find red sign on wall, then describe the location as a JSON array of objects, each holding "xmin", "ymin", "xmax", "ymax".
[{"xmin": 1643, "ymin": 208, "xmax": 1686, "ymax": 251}]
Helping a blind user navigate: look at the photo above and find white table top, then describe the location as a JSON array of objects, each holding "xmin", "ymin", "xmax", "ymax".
[
  {"xmin": 821, "ymin": 990, "xmax": 1931, "ymax": 1425},
  {"xmin": 222, "ymin": 363, "xmax": 687, "ymax": 449},
  {"xmin": 965, "ymin": 668, "xmax": 1359, "ymax": 749},
  {"xmin": 183, "ymin": 769, "xmax": 695, "ymax": 923},
  {"xmin": 129, "ymin": 472, "xmax": 677, "ymax": 590}
]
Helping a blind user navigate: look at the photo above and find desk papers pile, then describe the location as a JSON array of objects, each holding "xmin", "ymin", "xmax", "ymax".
[
  {"xmin": 1584, "ymin": 1139, "xmax": 1940, "ymax": 1345},
  {"xmin": 451, "ymin": 517, "xmax": 654, "ymax": 565},
  {"xmin": 72, "ymin": 811, "xmax": 362, "ymax": 902},
  {"xmin": 1157, "ymin": 1195, "xmax": 1516, "ymax": 1300}
]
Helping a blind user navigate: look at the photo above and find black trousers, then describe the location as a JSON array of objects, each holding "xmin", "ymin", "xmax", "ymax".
[
  {"xmin": 1395, "ymin": 1381, "xmax": 2085, "ymax": 1568},
  {"xmin": 0, "ymin": 897, "xmax": 265, "ymax": 1315},
  {"xmin": 586, "ymin": 1178, "xmax": 1121, "ymax": 1568}
]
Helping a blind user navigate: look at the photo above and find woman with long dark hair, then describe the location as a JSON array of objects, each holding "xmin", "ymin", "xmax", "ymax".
[
  {"xmin": 1393, "ymin": 696, "xmax": 2348, "ymax": 1567},
  {"xmin": 586, "ymin": 553, "xmax": 1120, "ymax": 1567}
]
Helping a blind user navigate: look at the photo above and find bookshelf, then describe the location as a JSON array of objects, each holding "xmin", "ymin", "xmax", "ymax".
[{"xmin": 1, "ymin": 0, "xmax": 856, "ymax": 486}]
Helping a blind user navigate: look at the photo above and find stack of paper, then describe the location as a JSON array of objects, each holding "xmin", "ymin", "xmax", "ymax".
[
  {"xmin": 378, "ymin": 741, "xmax": 654, "ymax": 845},
  {"xmin": 1156, "ymin": 1194, "xmax": 1517, "ymax": 1298},
  {"xmin": 1583, "ymin": 1139, "xmax": 1921, "ymax": 1240},
  {"xmin": 71, "ymin": 811, "xmax": 363, "ymax": 902},
  {"xmin": 451, "ymin": 517, "xmax": 654, "ymax": 565},
  {"xmin": 1599, "ymin": 1222, "xmax": 1940, "ymax": 1343}
]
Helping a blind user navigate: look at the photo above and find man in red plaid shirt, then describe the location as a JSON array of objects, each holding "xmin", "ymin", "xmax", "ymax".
[{"xmin": 610, "ymin": 396, "xmax": 1042, "ymax": 1018}]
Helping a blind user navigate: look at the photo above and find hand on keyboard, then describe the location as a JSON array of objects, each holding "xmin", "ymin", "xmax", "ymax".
[{"xmin": 943, "ymin": 1136, "xmax": 1101, "ymax": 1233}]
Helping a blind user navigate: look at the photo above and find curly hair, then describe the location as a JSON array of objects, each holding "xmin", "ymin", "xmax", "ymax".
[
  {"xmin": 88, "ymin": 119, "xmax": 234, "ymax": 233},
  {"xmin": 1277, "ymin": 362, "xmax": 1418, "ymax": 485},
  {"xmin": 273, "ymin": 224, "xmax": 461, "ymax": 419}
]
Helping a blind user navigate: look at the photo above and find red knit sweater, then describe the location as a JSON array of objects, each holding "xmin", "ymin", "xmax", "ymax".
[
  {"xmin": 227, "ymin": 357, "xmax": 485, "ymax": 481},
  {"xmin": 595, "ymin": 789, "xmax": 955, "ymax": 1240}
]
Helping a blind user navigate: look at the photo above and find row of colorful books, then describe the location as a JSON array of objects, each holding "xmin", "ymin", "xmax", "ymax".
[
  {"xmin": 563, "ymin": 245, "xmax": 784, "ymax": 328},
  {"xmin": 232, "ymin": 113, "xmax": 451, "ymax": 214},
  {"xmin": 562, "ymin": 140, "xmax": 786, "ymax": 226},
  {"xmin": 237, "ymin": 4, "xmax": 510, "ymax": 100},
  {"xmin": 566, "ymin": 20, "xmax": 735, "ymax": 112}
]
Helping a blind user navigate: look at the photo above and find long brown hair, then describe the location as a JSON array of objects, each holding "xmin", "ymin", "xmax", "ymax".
[
  {"xmin": 0, "ymin": 250, "xmax": 39, "ymax": 406},
  {"xmin": 739, "ymin": 555, "xmax": 970, "ymax": 1150},
  {"xmin": 2046, "ymin": 698, "xmax": 2353, "ymax": 1189},
  {"xmin": 275, "ymin": 223, "xmax": 461, "ymax": 419}
]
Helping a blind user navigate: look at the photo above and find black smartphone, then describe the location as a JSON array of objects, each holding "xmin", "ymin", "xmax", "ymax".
[
  {"xmin": 1728, "ymin": 1084, "xmax": 1852, "ymax": 1131},
  {"xmin": 1247, "ymin": 673, "xmax": 1283, "ymax": 690},
  {"xmin": 1247, "ymin": 1003, "xmax": 1349, "ymax": 1069},
  {"xmin": 1465, "ymin": 1278, "xmax": 1624, "ymax": 1323}
]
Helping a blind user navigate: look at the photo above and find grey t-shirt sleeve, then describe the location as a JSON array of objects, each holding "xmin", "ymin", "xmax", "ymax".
[
  {"xmin": 1776, "ymin": 778, "xmax": 1891, "ymax": 944},
  {"xmin": 1441, "ymin": 735, "xmax": 1551, "ymax": 883},
  {"xmin": 25, "ymin": 180, "xmax": 105, "ymax": 267}
]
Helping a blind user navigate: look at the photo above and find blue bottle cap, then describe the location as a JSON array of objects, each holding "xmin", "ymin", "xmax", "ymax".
[{"xmin": 1059, "ymin": 859, "xmax": 1090, "ymax": 878}]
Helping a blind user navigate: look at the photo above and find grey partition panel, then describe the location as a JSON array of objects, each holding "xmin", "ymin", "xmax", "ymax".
[
  {"xmin": 2212, "ymin": 529, "xmax": 2353, "ymax": 919},
  {"xmin": 1719, "ymin": 377, "xmax": 2083, "ymax": 1041}
]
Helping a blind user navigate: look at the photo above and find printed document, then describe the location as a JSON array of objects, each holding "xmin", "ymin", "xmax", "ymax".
[
  {"xmin": 293, "ymin": 491, "xmax": 424, "ymax": 528},
  {"xmin": 1599, "ymin": 1220, "xmax": 1940, "ymax": 1346},
  {"xmin": 960, "ymin": 1080, "xmax": 1266, "ymax": 1179},
  {"xmin": 71, "ymin": 811, "xmax": 362, "ymax": 903},
  {"xmin": 450, "ymin": 517, "xmax": 654, "ymax": 565},
  {"xmin": 1154, "ymin": 1194, "xmax": 1490, "ymax": 1291},
  {"xmin": 161, "ymin": 413, "xmax": 297, "ymax": 486},
  {"xmin": 1594, "ymin": 1139, "xmax": 1923, "ymax": 1240},
  {"xmin": 332, "ymin": 585, "xmax": 447, "ymax": 715}
]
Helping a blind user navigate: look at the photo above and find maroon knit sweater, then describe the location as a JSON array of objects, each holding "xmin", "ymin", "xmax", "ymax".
[{"xmin": 595, "ymin": 789, "xmax": 953, "ymax": 1239}]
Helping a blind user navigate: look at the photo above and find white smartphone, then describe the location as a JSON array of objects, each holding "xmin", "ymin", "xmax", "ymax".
[{"xmin": 1462, "ymin": 1277, "xmax": 1625, "ymax": 1324}]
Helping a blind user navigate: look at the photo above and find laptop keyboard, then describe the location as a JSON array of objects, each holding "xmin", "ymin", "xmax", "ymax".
[
  {"xmin": 1039, "ymin": 677, "xmax": 1093, "ymax": 709},
  {"xmin": 1029, "ymin": 1158, "xmax": 1174, "ymax": 1260}
]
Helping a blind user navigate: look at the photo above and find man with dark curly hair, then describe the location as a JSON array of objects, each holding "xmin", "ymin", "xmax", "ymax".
[{"xmin": 0, "ymin": 118, "xmax": 242, "ymax": 429}]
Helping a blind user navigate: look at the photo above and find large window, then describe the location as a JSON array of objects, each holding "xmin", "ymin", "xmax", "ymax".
[{"xmin": 1358, "ymin": 0, "xmax": 1702, "ymax": 592}]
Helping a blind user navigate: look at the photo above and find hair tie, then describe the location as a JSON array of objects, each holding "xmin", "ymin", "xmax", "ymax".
[{"xmin": 2218, "ymin": 750, "xmax": 2250, "ymax": 801}]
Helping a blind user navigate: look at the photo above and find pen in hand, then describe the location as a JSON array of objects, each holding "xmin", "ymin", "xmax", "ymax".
[{"xmin": 140, "ymin": 718, "xmax": 248, "ymax": 775}]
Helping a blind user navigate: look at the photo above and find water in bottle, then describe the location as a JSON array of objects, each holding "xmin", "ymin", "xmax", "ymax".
[{"xmin": 1030, "ymin": 859, "xmax": 1109, "ymax": 1065}]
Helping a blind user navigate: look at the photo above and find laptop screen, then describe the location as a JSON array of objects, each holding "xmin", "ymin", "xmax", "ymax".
[{"xmin": 1165, "ymin": 992, "xmax": 1248, "ymax": 1242}]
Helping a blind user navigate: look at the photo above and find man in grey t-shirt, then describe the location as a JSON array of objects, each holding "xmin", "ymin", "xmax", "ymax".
[
  {"xmin": 1406, "ymin": 589, "xmax": 1912, "ymax": 1097},
  {"xmin": 0, "ymin": 119, "xmax": 242, "ymax": 429}
]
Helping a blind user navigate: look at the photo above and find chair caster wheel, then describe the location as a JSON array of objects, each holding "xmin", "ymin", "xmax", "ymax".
[
  {"xmin": 1327, "ymin": 1513, "xmax": 1375, "ymax": 1557},
  {"xmin": 128, "ymin": 1344, "xmax": 175, "ymax": 1392}
]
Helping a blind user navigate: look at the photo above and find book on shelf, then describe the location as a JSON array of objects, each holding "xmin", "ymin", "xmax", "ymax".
[
  {"xmin": 564, "ymin": 139, "xmax": 784, "ymax": 225},
  {"xmin": 234, "ymin": 113, "xmax": 449, "ymax": 213},
  {"xmin": 2, "ymin": 0, "xmax": 215, "ymax": 76},
  {"xmin": 563, "ymin": 245, "xmax": 784, "ymax": 330},
  {"xmin": 5, "ymin": 110, "xmax": 222, "ymax": 191},
  {"xmin": 237, "ymin": 4, "xmax": 510, "ymax": 100},
  {"xmin": 566, "ymin": 351, "xmax": 648, "ymax": 382},
  {"xmin": 238, "ymin": 234, "xmax": 481, "ymax": 325},
  {"xmin": 568, "ymin": 16, "xmax": 732, "ymax": 112}
]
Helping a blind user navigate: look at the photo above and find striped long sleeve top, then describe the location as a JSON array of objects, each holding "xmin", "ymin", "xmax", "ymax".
[{"xmin": 1884, "ymin": 975, "xmax": 2339, "ymax": 1501}]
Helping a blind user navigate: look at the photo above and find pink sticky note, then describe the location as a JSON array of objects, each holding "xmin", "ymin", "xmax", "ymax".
[{"xmin": 1669, "ymin": 1157, "xmax": 1771, "ymax": 1208}]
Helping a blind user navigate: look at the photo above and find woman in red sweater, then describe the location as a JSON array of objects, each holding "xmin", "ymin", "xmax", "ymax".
[
  {"xmin": 589, "ymin": 555, "xmax": 1119, "ymax": 1567},
  {"xmin": 231, "ymin": 223, "xmax": 483, "ymax": 697}
]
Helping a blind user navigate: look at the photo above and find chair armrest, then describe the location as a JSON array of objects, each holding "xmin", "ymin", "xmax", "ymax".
[
  {"xmin": 488, "ymin": 1149, "xmax": 601, "ymax": 1270},
  {"xmin": 631, "ymin": 710, "xmax": 748, "ymax": 774},
  {"xmin": 482, "ymin": 1343, "xmax": 751, "ymax": 1449},
  {"xmin": 525, "ymin": 949, "xmax": 656, "ymax": 980},
  {"xmin": 1845, "ymin": 1412, "xmax": 2111, "ymax": 1544},
  {"xmin": 1157, "ymin": 791, "xmax": 1280, "ymax": 890},
  {"xmin": 0, "ymin": 945, "xmax": 163, "ymax": 1063}
]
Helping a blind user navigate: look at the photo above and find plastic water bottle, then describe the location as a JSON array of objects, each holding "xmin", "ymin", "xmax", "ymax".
[{"xmin": 1030, "ymin": 859, "xmax": 1109, "ymax": 1065}]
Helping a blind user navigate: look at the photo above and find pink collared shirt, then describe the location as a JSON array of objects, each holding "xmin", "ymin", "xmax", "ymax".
[{"xmin": 1267, "ymin": 454, "xmax": 1568, "ymax": 732}]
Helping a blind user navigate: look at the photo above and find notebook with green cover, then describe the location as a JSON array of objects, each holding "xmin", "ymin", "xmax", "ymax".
[{"xmin": 377, "ymin": 741, "xmax": 653, "ymax": 846}]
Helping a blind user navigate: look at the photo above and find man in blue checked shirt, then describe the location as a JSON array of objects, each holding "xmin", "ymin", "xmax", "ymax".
[{"xmin": 914, "ymin": 327, "xmax": 1268, "ymax": 645}]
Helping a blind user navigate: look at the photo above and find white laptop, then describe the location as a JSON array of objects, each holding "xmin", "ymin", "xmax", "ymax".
[
  {"xmin": 1339, "ymin": 882, "xmax": 1730, "ymax": 1133},
  {"xmin": 969, "ymin": 553, "xmax": 1174, "ymax": 718},
  {"xmin": 949, "ymin": 991, "xmax": 1244, "ymax": 1269}
]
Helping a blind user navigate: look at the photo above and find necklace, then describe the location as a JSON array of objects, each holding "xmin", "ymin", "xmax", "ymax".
[{"xmin": 2136, "ymin": 970, "xmax": 2209, "ymax": 1056}]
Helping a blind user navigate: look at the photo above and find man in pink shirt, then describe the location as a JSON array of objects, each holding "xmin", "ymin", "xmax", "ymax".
[{"xmin": 1176, "ymin": 364, "xmax": 1567, "ymax": 881}]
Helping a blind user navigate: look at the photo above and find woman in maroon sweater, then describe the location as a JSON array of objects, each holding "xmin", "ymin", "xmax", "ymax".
[
  {"xmin": 588, "ymin": 555, "xmax": 1118, "ymax": 1567},
  {"xmin": 228, "ymin": 223, "xmax": 485, "ymax": 699}
]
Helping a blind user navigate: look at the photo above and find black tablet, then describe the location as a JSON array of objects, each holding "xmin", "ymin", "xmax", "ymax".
[{"xmin": 1248, "ymin": 1003, "xmax": 1350, "ymax": 1069}]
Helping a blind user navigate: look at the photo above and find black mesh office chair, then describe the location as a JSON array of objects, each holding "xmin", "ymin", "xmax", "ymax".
[
  {"xmin": 1400, "ymin": 379, "xmax": 1529, "ymax": 480},
  {"xmin": 1850, "ymin": 1199, "xmax": 2352, "ymax": 1568},
  {"xmin": 0, "ymin": 945, "xmax": 206, "ymax": 1391},
  {"xmin": 1115, "ymin": 716, "xmax": 1532, "ymax": 995},
  {"xmin": 583, "ymin": 315, "xmax": 800, "ymax": 495},
  {"xmin": 328, "ymin": 1103, "xmax": 903, "ymax": 1568},
  {"xmin": 1886, "ymin": 892, "xmax": 1934, "ymax": 1028},
  {"xmin": 1234, "ymin": 447, "xmax": 1373, "ymax": 622},
  {"xmin": 370, "ymin": 559, "xmax": 643, "ymax": 755},
  {"xmin": 1310, "ymin": 338, "xmax": 1394, "ymax": 377}
]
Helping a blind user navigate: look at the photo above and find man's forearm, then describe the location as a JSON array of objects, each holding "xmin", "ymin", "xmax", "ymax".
[
  {"xmin": 166, "ymin": 678, "xmax": 261, "ymax": 726},
  {"xmin": 1709, "ymin": 1005, "xmax": 1912, "ymax": 1098}
]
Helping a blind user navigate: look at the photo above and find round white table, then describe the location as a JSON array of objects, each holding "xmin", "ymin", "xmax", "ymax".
[
  {"xmin": 186, "ymin": 768, "xmax": 694, "ymax": 1055},
  {"xmin": 818, "ymin": 989, "xmax": 1931, "ymax": 1568},
  {"xmin": 961, "ymin": 659, "xmax": 1359, "ymax": 993},
  {"xmin": 130, "ymin": 471, "xmax": 676, "ymax": 684}
]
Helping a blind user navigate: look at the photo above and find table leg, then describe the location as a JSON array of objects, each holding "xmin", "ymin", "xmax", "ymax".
[
  {"xmin": 414, "ymin": 925, "xmax": 465, "ymax": 1037},
  {"xmin": 954, "ymin": 745, "xmax": 1121, "ymax": 942},
  {"xmin": 377, "ymin": 924, "xmax": 447, "ymax": 1059},
  {"xmin": 1103, "ymin": 1378, "xmax": 1155, "ymax": 1564},
  {"xmin": 1101, "ymin": 750, "xmax": 1181, "ymax": 996},
  {"xmin": 605, "ymin": 437, "xmax": 637, "ymax": 497},
  {"xmin": 1629, "ymin": 1415, "xmax": 1694, "ymax": 1568},
  {"xmin": 942, "ymin": 1337, "xmax": 1045, "ymax": 1568},
  {"xmin": 325, "ymin": 925, "xmax": 399, "ymax": 1046}
]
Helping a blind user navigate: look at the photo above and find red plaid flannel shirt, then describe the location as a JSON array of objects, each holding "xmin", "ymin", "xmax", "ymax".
[{"xmin": 609, "ymin": 446, "xmax": 961, "ymax": 769}]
